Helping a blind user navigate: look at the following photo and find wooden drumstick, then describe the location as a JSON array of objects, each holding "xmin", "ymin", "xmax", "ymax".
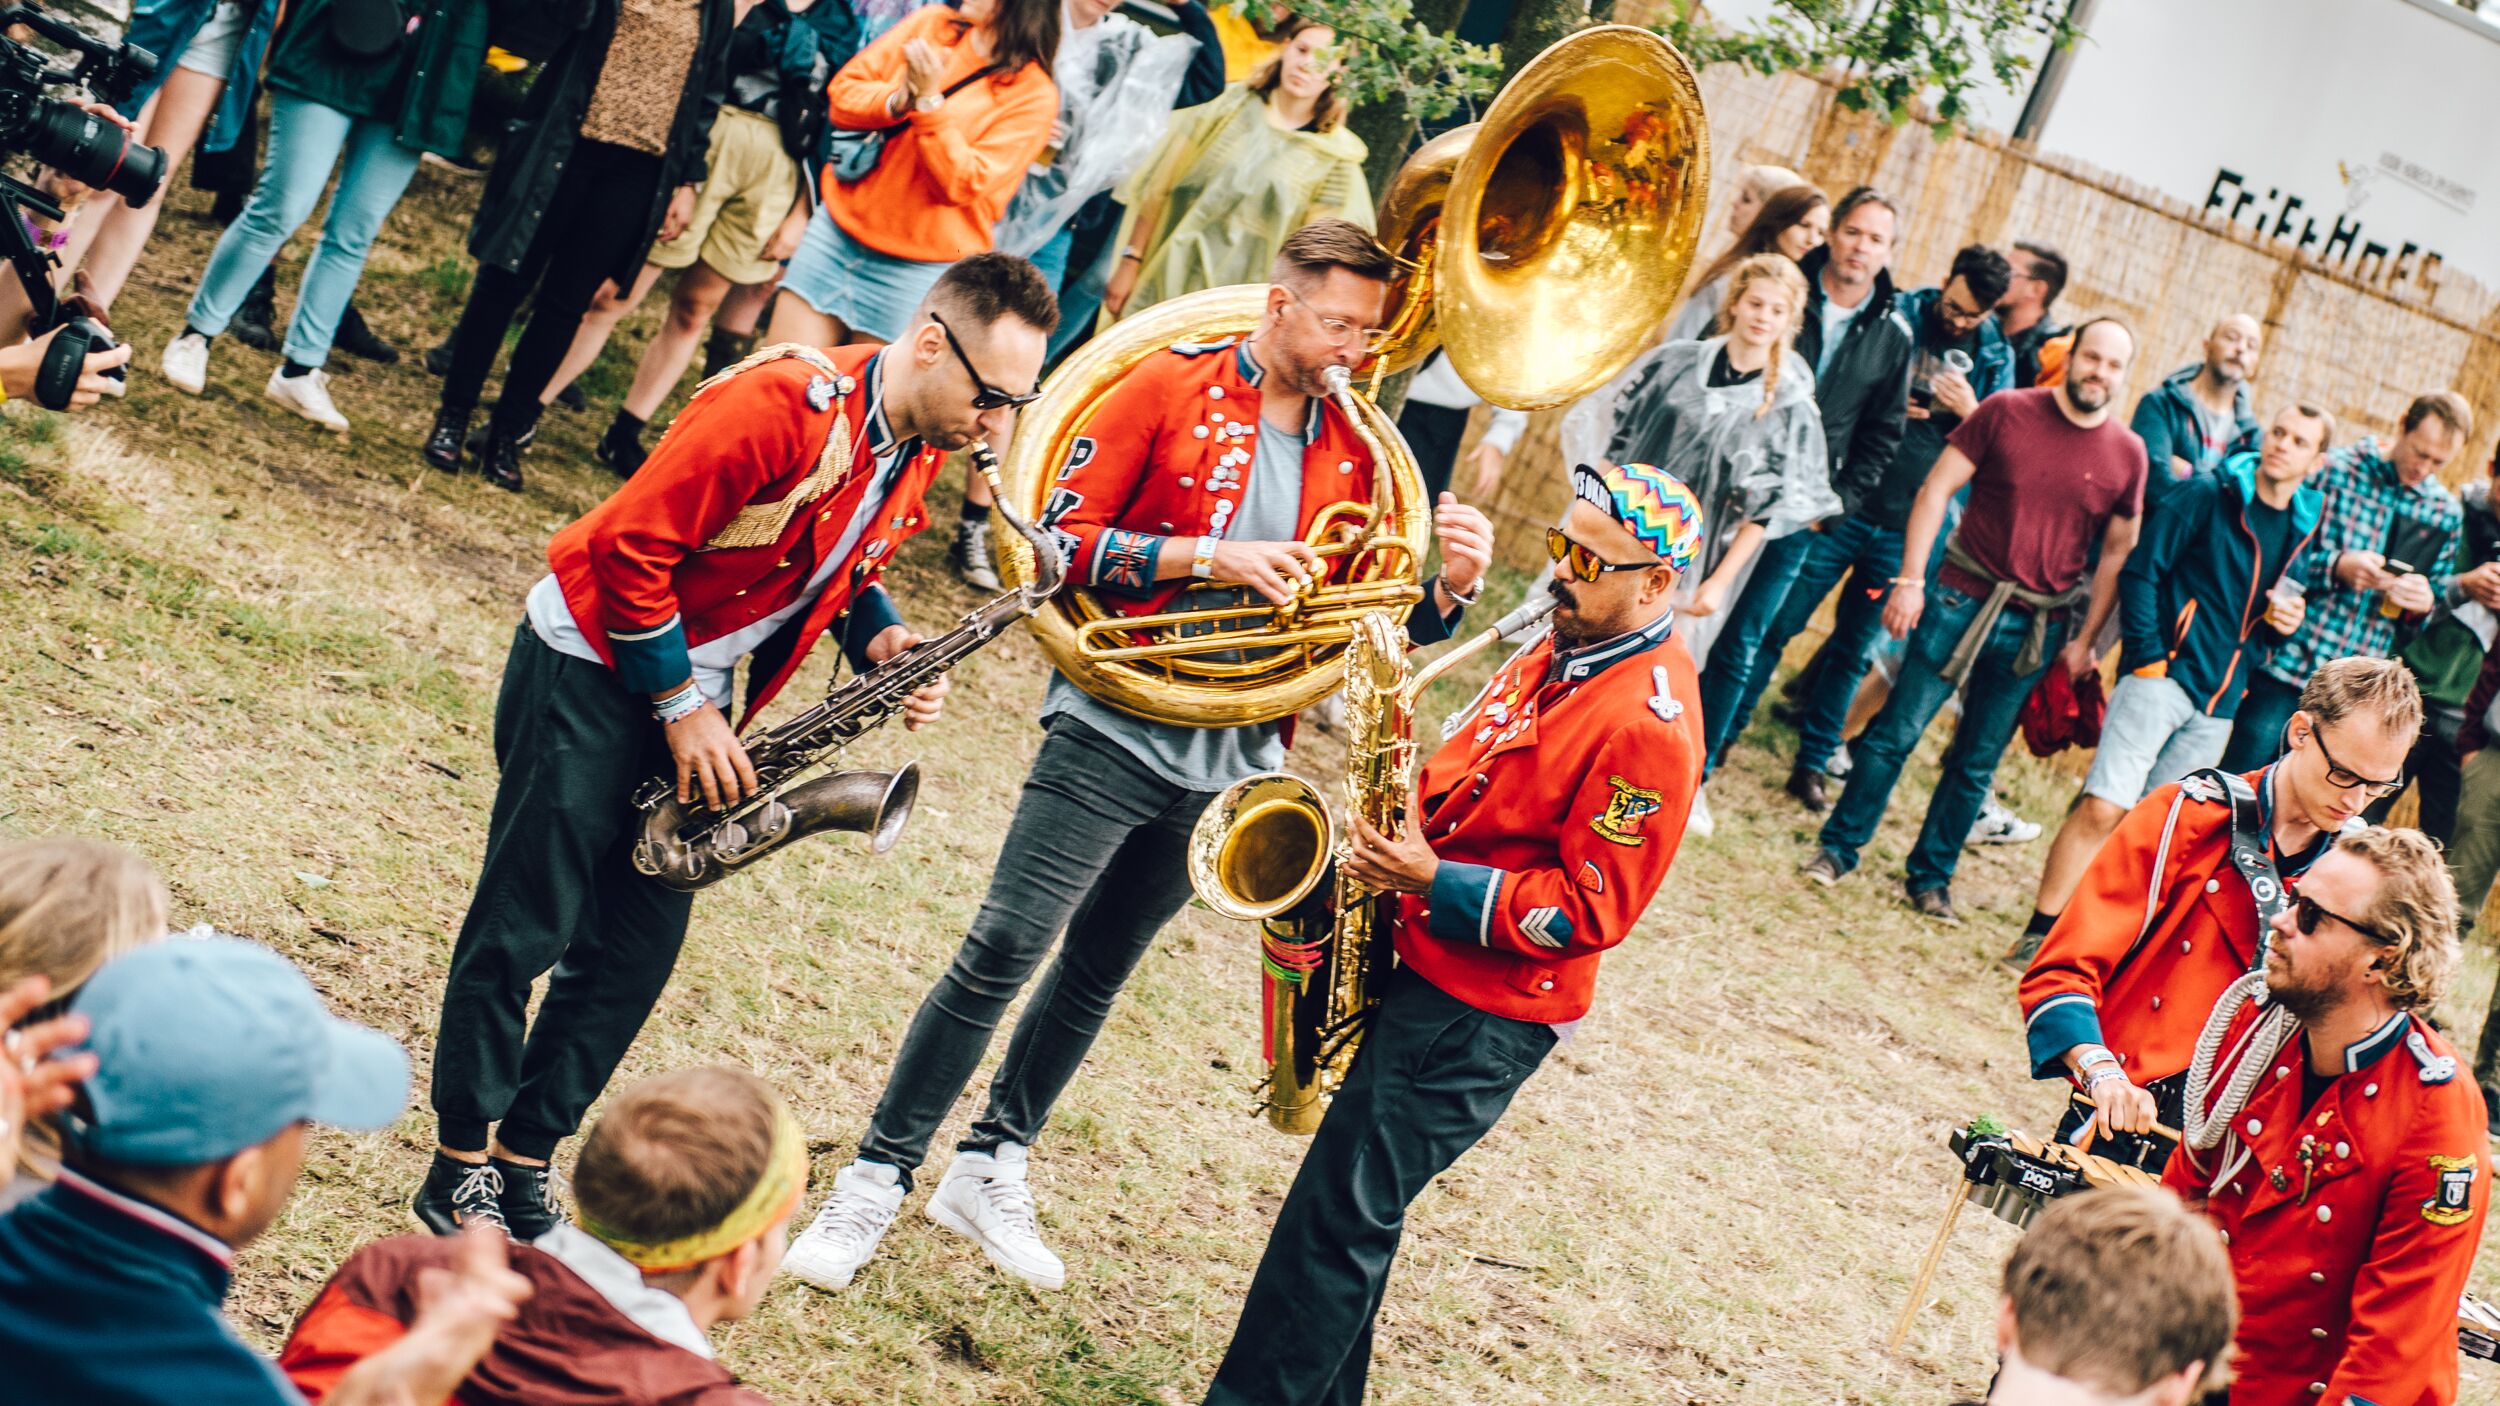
[
  {"xmin": 1889, "ymin": 1178, "xmax": 1971, "ymax": 1354},
  {"xmin": 2073, "ymin": 1094, "xmax": 2182, "ymax": 1146}
]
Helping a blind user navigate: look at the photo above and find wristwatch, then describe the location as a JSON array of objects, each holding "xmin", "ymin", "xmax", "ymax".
[{"xmin": 913, "ymin": 91, "xmax": 944, "ymax": 113}]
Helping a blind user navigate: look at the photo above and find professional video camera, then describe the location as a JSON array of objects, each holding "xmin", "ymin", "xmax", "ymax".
[{"xmin": 0, "ymin": 3, "xmax": 169, "ymax": 406}]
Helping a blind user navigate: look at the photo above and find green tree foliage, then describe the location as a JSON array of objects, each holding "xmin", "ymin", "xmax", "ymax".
[
  {"xmin": 1290, "ymin": 0, "xmax": 1503, "ymax": 123},
  {"xmin": 1658, "ymin": 0, "xmax": 2075, "ymax": 135}
]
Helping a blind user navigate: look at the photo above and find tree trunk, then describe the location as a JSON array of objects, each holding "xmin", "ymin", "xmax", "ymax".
[
  {"xmin": 1497, "ymin": 0, "xmax": 1590, "ymax": 81},
  {"xmin": 1348, "ymin": 0, "xmax": 1478, "ymax": 197}
]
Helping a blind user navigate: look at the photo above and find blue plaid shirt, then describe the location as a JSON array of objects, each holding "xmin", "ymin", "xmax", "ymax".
[{"xmin": 2262, "ymin": 435, "xmax": 2463, "ymax": 687}]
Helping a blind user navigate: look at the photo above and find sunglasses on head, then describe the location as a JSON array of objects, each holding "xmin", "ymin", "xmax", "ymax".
[
  {"xmin": 1545, "ymin": 527, "xmax": 1660, "ymax": 584},
  {"xmin": 930, "ymin": 312, "xmax": 1042, "ymax": 411},
  {"xmin": 2292, "ymin": 893, "xmax": 2393, "ymax": 946}
]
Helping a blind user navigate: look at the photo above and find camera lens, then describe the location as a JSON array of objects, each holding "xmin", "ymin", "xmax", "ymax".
[{"xmin": 26, "ymin": 97, "xmax": 167, "ymax": 207}]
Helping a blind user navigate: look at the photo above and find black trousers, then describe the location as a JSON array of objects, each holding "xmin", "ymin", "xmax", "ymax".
[
  {"xmin": 1203, "ymin": 965, "xmax": 1557, "ymax": 1406},
  {"xmin": 431, "ymin": 626, "xmax": 694, "ymax": 1160},
  {"xmin": 856, "ymin": 716, "xmax": 1211, "ymax": 1183},
  {"xmin": 441, "ymin": 140, "xmax": 664, "ymax": 438},
  {"xmin": 1394, "ymin": 399, "xmax": 1470, "ymax": 504}
]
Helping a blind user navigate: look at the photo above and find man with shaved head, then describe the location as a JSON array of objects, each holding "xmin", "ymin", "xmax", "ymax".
[{"xmin": 2132, "ymin": 313, "xmax": 2262, "ymax": 515}]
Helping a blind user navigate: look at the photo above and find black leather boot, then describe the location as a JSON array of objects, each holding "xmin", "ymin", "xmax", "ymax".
[
  {"xmin": 332, "ymin": 302, "xmax": 400, "ymax": 364},
  {"xmin": 477, "ymin": 424, "xmax": 526, "ymax": 494},
  {"xmin": 422, "ymin": 408, "xmax": 468, "ymax": 474}
]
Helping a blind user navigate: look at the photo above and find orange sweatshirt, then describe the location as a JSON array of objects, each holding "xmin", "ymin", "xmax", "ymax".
[{"xmin": 823, "ymin": 6, "xmax": 1057, "ymax": 263}]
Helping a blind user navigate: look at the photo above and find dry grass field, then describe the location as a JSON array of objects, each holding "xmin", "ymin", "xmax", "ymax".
[{"xmin": 5, "ymin": 166, "xmax": 2500, "ymax": 1404}]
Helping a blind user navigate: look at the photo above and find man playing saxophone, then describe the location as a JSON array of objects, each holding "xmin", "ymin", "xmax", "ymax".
[
  {"xmin": 414, "ymin": 254, "xmax": 1061, "ymax": 1241},
  {"xmin": 782, "ymin": 219, "xmax": 1496, "ymax": 1296},
  {"xmin": 1201, "ymin": 460, "xmax": 1707, "ymax": 1406}
]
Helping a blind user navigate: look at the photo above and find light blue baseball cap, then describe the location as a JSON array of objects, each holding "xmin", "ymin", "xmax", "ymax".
[{"xmin": 63, "ymin": 933, "xmax": 410, "ymax": 1166}]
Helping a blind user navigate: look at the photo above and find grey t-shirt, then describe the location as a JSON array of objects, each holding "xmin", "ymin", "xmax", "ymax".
[{"xmin": 1041, "ymin": 413, "xmax": 1310, "ymax": 792}]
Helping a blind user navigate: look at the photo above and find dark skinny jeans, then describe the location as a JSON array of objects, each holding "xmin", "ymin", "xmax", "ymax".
[{"xmin": 857, "ymin": 716, "xmax": 1213, "ymax": 1183}]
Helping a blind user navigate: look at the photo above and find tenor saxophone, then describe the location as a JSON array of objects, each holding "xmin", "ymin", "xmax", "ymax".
[
  {"xmin": 1188, "ymin": 592, "xmax": 1558, "ymax": 1132},
  {"xmin": 631, "ymin": 446, "xmax": 1065, "ymax": 891}
]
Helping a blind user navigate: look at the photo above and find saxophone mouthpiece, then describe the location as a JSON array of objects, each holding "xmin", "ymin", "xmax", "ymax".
[{"xmin": 1491, "ymin": 593, "xmax": 1559, "ymax": 640}]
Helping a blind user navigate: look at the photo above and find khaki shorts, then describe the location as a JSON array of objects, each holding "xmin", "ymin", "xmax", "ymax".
[{"xmin": 649, "ymin": 107, "xmax": 802, "ymax": 286}]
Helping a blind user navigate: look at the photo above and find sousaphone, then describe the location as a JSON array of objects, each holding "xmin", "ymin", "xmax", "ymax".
[{"xmin": 995, "ymin": 25, "xmax": 1710, "ymax": 727}]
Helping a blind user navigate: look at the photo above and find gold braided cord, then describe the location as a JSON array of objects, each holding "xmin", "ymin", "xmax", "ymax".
[
  {"xmin": 577, "ymin": 1101, "xmax": 810, "ymax": 1272},
  {"xmin": 685, "ymin": 343, "xmax": 860, "ymax": 553}
]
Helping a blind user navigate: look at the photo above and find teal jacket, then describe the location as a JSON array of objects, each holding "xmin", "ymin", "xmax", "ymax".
[
  {"xmin": 2118, "ymin": 452, "xmax": 2324, "ymax": 719},
  {"xmin": 263, "ymin": 0, "xmax": 494, "ymax": 159}
]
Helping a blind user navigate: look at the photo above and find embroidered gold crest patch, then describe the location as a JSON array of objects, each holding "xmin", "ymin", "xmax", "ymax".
[
  {"xmin": 1589, "ymin": 775, "xmax": 1664, "ymax": 847},
  {"xmin": 2424, "ymin": 1154, "xmax": 2478, "ymax": 1225}
]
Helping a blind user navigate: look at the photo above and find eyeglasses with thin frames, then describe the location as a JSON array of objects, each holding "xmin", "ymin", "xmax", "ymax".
[
  {"xmin": 1282, "ymin": 284, "xmax": 1390, "ymax": 352},
  {"xmin": 2308, "ymin": 724, "xmax": 2406, "ymax": 800},
  {"xmin": 1545, "ymin": 527, "xmax": 1660, "ymax": 584},
  {"xmin": 929, "ymin": 312, "xmax": 1042, "ymax": 411}
]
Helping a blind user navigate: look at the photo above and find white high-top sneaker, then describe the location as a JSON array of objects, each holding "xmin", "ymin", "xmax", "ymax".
[
  {"xmin": 782, "ymin": 1160, "xmax": 905, "ymax": 1291},
  {"xmin": 926, "ymin": 1142, "xmax": 1065, "ymax": 1290},
  {"xmin": 1682, "ymin": 785, "xmax": 1715, "ymax": 838}
]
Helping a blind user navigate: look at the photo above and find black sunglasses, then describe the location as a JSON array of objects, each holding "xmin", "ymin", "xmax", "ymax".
[
  {"xmin": 1546, "ymin": 528, "xmax": 1660, "ymax": 584},
  {"xmin": 2293, "ymin": 893, "xmax": 2394, "ymax": 946},
  {"xmin": 2308, "ymin": 724, "xmax": 2406, "ymax": 800},
  {"xmin": 930, "ymin": 312, "xmax": 1041, "ymax": 411}
]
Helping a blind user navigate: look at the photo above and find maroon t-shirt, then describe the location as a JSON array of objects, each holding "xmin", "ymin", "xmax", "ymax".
[{"xmin": 1939, "ymin": 387, "xmax": 2147, "ymax": 599}]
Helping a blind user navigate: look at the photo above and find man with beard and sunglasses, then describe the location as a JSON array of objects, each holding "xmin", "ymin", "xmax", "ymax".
[
  {"xmin": 2017, "ymin": 658, "xmax": 2419, "ymax": 1171},
  {"xmin": 781, "ymin": 218, "xmax": 1495, "ymax": 1299},
  {"xmin": 2165, "ymin": 824, "xmax": 2486, "ymax": 1406},
  {"xmin": 1199, "ymin": 460, "xmax": 1703, "ymax": 1406},
  {"xmin": 1804, "ymin": 318, "xmax": 2147, "ymax": 924},
  {"xmin": 413, "ymin": 252, "xmax": 1059, "ymax": 1241}
]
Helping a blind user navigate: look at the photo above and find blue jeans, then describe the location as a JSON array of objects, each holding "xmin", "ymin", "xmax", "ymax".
[
  {"xmin": 1027, "ymin": 219, "xmax": 1075, "ymax": 296},
  {"xmin": 1817, "ymin": 582, "xmax": 2069, "ymax": 891},
  {"xmin": 1695, "ymin": 527, "xmax": 1817, "ymax": 773},
  {"xmin": 1762, "ymin": 518, "xmax": 1905, "ymax": 774},
  {"xmin": 1048, "ymin": 227, "xmax": 1116, "ymax": 365},
  {"xmin": 2222, "ymin": 669, "xmax": 2304, "ymax": 773},
  {"xmin": 186, "ymin": 96, "xmax": 422, "ymax": 368}
]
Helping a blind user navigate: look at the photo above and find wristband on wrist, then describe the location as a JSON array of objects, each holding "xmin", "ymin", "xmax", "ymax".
[
  {"xmin": 653, "ymin": 682, "xmax": 705, "ymax": 725},
  {"xmin": 1191, "ymin": 535, "xmax": 1219, "ymax": 580},
  {"xmin": 1889, "ymin": 576, "xmax": 1925, "ymax": 588},
  {"xmin": 1440, "ymin": 574, "xmax": 1484, "ymax": 607}
]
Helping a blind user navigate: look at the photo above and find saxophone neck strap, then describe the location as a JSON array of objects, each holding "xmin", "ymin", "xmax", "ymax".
[{"xmin": 2184, "ymin": 766, "xmax": 2290, "ymax": 963}]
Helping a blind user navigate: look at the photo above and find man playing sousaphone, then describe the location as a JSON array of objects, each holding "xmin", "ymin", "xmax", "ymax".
[
  {"xmin": 782, "ymin": 218, "xmax": 1496, "ymax": 1295},
  {"xmin": 1199, "ymin": 460, "xmax": 1706, "ymax": 1404}
]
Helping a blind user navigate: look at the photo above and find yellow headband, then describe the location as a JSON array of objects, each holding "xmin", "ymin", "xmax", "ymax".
[{"xmin": 578, "ymin": 1101, "xmax": 810, "ymax": 1273}]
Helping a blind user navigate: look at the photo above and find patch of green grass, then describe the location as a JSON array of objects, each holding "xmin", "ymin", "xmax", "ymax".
[{"xmin": 413, "ymin": 253, "xmax": 472, "ymax": 305}]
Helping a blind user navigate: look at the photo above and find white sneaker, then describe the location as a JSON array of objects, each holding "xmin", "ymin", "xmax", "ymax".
[
  {"xmin": 782, "ymin": 1160, "xmax": 905, "ymax": 1291},
  {"xmin": 160, "ymin": 332, "xmax": 209, "ymax": 394},
  {"xmin": 1682, "ymin": 785, "xmax": 1715, "ymax": 838},
  {"xmin": 265, "ymin": 366, "xmax": 349, "ymax": 433},
  {"xmin": 926, "ymin": 1143, "xmax": 1065, "ymax": 1290},
  {"xmin": 1967, "ymin": 797, "xmax": 2042, "ymax": 847}
]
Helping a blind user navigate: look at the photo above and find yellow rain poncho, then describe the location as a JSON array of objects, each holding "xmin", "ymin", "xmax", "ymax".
[{"xmin": 1109, "ymin": 84, "xmax": 1372, "ymax": 322}]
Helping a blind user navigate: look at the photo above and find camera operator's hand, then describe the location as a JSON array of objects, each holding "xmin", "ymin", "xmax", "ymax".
[
  {"xmin": 40, "ymin": 100, "xmax": 139, "ymax": 206},
  {"xmin": 2, "ymin": 326, "xmax": 128, "ymax": 409}
]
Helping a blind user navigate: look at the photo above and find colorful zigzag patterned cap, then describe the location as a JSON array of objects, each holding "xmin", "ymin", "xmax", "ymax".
[{"xmin": 1568, "ymin": 461, "xmax": 1703, "ymax": 573}]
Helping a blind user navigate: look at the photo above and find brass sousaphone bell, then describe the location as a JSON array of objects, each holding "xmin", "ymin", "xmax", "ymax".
[{"xmin": 995, "ymin": 25, "xmax": 1710, "ymax": 727}]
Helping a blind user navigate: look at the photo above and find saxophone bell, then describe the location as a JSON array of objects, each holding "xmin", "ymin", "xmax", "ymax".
[{"xmin": 633, "ymin": 763, "xmax": 921, "ymax": 892}]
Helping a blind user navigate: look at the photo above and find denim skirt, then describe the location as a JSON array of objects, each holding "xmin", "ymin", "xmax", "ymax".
[{"xmin": 780, "ymin": 203, "xmax": 948, "ymax": 342}]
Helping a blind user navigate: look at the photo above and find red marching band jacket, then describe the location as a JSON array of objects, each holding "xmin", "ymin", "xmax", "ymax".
[
  {"xmin": 1037, "ymin": 336, "xmax": 1391, "ymax": 613},
  {"xmin": 2019, "ymin": 768, "xmax": 2307, "ymax": 1088},
  {"xmin": 2163, "ymin": 1006, "xmax": 2489, "ymax": 1406},
  {"xmin": 545, "ymin": 342, "xmax": 946, "ymax": 726},
  {"xmin": 1394, "ymin": 614, "xmax": 1704, "ymax": 1022}
]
